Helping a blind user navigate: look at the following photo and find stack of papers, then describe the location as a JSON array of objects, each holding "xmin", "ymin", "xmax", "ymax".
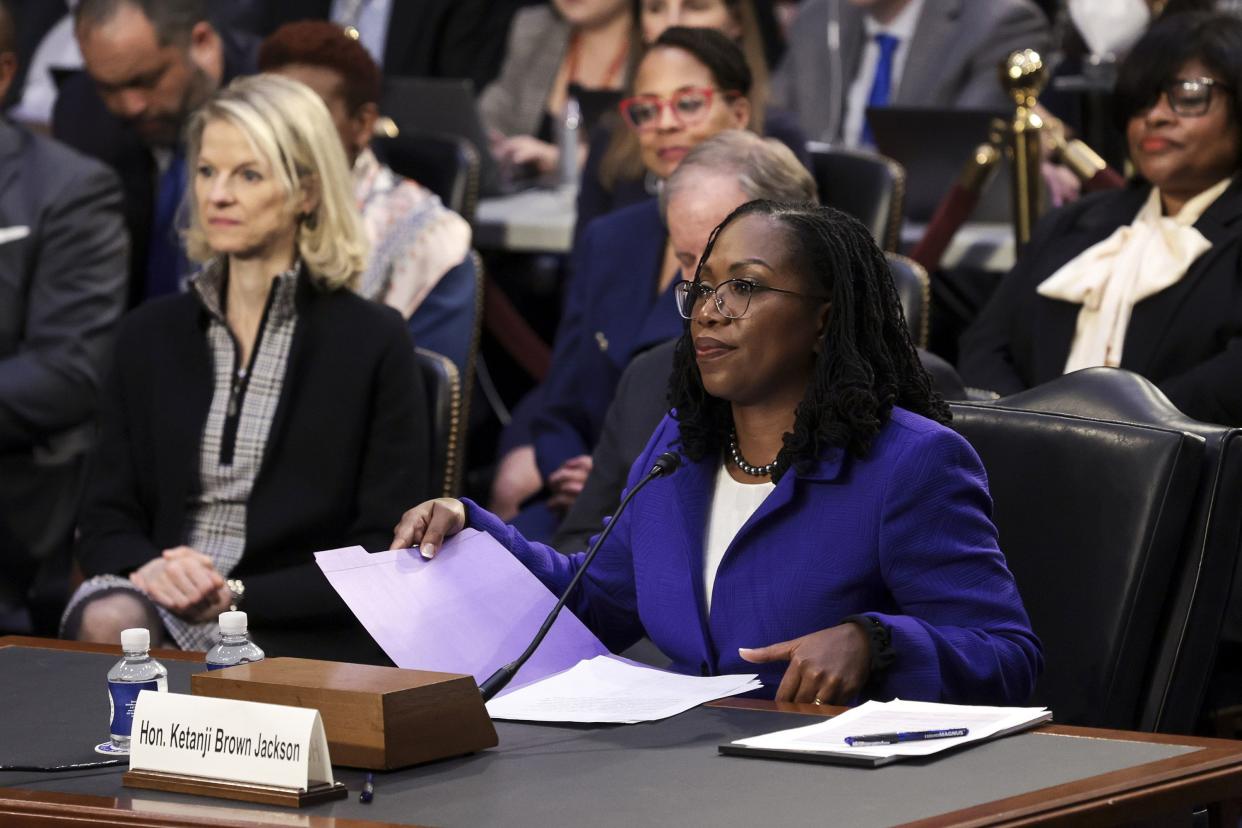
[
  {"xmin": 486, "ymin": 655, "xmax": 761, "ymax": 723},
  {"xmin": 315, "ymin": 531, "xmax": 761, "ymax": 724},
  {"xmin": 723, "ymin": 699, "xmax": 1051, "ymax": 767}
]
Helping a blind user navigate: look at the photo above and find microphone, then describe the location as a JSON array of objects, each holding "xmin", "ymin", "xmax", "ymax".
[{"xmin": 478, "ymin": 451, "xmax": 682, "ymax": 702}]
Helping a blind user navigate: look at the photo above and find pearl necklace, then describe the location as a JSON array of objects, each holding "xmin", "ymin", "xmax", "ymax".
[{"xmin": 729, "ymin": 429, "xmax": 779, "ymax": 477}]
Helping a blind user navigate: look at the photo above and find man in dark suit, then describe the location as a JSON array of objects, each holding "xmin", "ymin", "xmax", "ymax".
[
  {"xmin": 240, "ymin": 0, "xmax": 532, "ymax": 92},
  {"xmin": 771, "ymin": 0, "xmax": 1050, "ymax": 145},
  {"xmin": 0, "ymin": 0, "xmax": 128, "ymax": 631},
  {"xmin": 52, "ymin": 0, "xmax": 255, "ymax": 304}
]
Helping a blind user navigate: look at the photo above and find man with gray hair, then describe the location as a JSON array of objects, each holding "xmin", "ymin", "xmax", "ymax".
[
  {"xmin": 52, "ymin": 0, "xmax": 255, "ymax": 302},
  {"xmin": 0, "ymin": 0, "xmax": 128, "ymax": 632}
]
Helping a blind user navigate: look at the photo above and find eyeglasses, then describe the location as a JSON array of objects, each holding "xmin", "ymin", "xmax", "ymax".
[
  {"xmin": 674, "ymin": 279, "xmax": 828, "ymax": 320},
  {"xmin": 1151, "ymin": 77, "xmax": 1230, "ymax": 117},
  {"xmin": 618, "ymin": 87, "xmax": 739, "ymax": 132}
]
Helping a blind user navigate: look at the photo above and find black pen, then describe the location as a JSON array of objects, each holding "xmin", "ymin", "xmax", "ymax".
[
  {"xmin": 360, "ymin": 772, "xmax": 374, "ymax": 803},
  {"xmin": 844, "ymin": 727, "xmax": 969, "ymax": 746}
]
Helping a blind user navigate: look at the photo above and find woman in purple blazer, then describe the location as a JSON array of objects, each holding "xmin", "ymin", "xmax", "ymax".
[{"xmin": 394, "ymin": 202, "xmax": 1041, "ymax": 705}]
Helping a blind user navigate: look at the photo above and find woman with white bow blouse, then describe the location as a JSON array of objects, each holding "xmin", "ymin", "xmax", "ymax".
[{"xmin": 959, "ymin": 10, "xmax": 1242, "ymax": 426}]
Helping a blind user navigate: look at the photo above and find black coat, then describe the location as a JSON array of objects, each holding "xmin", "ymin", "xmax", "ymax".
[
  {"xmin": 77, "ymin": 271, "xmax": 431, "ymax": 659},
  {"xmin": 959, "ymin": 180, "xmax": 1242, "ymax": 426}
]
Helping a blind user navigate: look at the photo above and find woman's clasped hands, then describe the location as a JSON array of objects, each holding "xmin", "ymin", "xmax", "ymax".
[{"xmin": 129, "ymin": 546, "xmax": 231, "ymax": 622}]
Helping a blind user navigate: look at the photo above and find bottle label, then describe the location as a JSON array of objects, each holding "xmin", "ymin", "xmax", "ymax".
[{"xmin": 108, "ymin": 680, "xmax": 160, "ymax": 736}]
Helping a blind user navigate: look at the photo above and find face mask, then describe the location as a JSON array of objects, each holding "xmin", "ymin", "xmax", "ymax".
[{"xmin": 1069, "ymin": 0, "xmax": 1150, "ymax": 59}]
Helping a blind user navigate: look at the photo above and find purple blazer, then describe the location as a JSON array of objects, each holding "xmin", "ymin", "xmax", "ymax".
[{"xmin": 466, "ymin": 408, "xmax": 1042, "ymax": 703}]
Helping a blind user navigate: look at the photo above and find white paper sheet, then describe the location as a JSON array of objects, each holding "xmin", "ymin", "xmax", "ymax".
[
  {"xmin": 486, "ymin": 655, "xmax": 761, "ymax": 723},
  {"xmin": 731, "ymin": 699, "xmax": 1051, "ymax": 759}
]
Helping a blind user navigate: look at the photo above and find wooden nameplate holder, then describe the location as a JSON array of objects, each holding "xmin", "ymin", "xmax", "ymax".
[
  {"xmin": 191, "ymin": 657, "xmax": 498, "ymax": 769},
  {"xmin": 123, "ymin": 769, "xmax": 347, "ymax": 807}
]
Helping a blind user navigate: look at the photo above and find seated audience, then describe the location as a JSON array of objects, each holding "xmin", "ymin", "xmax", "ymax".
[
  {"xmin": 63, "ymin": 74, "xmax": 430, "ymax": 661},
  {"xmin": 0, "ymin": 0, "xmax": 128, "ymax": 630},
  {"xmin": 576, "ymin": 1, "xmax": 807, "ymax": 236},
  {"xmin": 771, "ymin": 0, "xmax": 1050, "ymax": 146},
  {"xmin": 489, "ymin": 28, "xmax": 755, "ymax": 529},
  {"xmin": 394, "ymin": 201, "xmax": 1042, "ymax": 705},
  {"xmin": 258, "ymin": 21, "xmax": 472, "ymax": 344},
  {"xmin": 480, "ymin": 0, "xmax": 634, "ymax": 180},
  {"xmin": 53, "ymin": 0, "xmax": 255, "ymax": 304},
  {"xmin": 960, "ymin": 11, "xmax": 1242, "ymax": 426}
]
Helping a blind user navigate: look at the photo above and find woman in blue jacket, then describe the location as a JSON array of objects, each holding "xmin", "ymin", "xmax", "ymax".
[{"xmin": 394, "ymin": 201, "xmax": 1041, "ymax": 705}]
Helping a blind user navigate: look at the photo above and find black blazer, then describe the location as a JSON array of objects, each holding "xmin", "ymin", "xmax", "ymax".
[
  {"xmin": 77, "ymin": 271, "xmax": 431, "ymax": 654},
  {"xmin": 960, "ymin": 180, "xmax": 1242, "ymax": 425}
]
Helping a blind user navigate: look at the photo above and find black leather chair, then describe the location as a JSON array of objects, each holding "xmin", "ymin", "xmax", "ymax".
[
  {"xmin": 950, "ymin": 382, "xmax": 1206, "ymax": 730},
  {"xmin": 414, "ymin": 347, "xmax": 467, "ymax": 498},
  {"xmin": 808, "ymin": 143, "xmax": 906, "ymax": 252},
  {"xmin": 885, "ymin": 253, "xmax": 930, "ymax": 349},
  {"xmin": 994, "ymin": 368, "xmax": 1242, "ymax": 734},
  {"xmin": 373, "ymin": 129, "xmax": 480, "ymax": 223}
]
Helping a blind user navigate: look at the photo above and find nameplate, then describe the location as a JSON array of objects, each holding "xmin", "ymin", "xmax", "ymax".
[{"xmin": 129, "ymin": 691, "xmax": 334, "ymax": 791}]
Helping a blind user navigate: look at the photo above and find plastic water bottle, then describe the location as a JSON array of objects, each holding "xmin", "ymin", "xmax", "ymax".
[
  {"xmin": 106, "ymin": 628, "xmax": 168, "ymax": 751},
  {"xmin": 204, "ymin": 610, "xmax": 265, "ymax": 671},
  {"xmin": 558, "ymin": 95, "xmax": 582, "ymax": 190}
]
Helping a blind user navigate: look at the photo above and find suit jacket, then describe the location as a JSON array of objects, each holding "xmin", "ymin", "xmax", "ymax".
[
  {"xmin": 478, "ymin": 4, "xmax": 570, "ymax": 138},
  {"xmin": 771, "ymin": 0, "xmax": 1050, "ymax": 142},
  {"xmin": 0, "ymin": 118, "xmax": 128, "ymax": 605},
  {"xmin": 253, "ymin": 0, "xmax": 523, "ymax": 91},
  {"xmin": 553, "ymin": 340, "xmax": 969, "ymax": 553},
  {"xmin": 959, "ymin": 180, "xmax": 1242, "ymax": 426},
  {"xmin": 77, "ymin": 270, "xmax": 430, "ymax": 656},
  {"xmin": 472, "ymin": 409, "xmax": 1042, "ymax": 703},
  {"xmin": 530, "ymin": 198, "xmax": 682, "ymax": 478},
  {"xmin": 50, "ymin": 33, "xmax": 256, "ymax": 304}
]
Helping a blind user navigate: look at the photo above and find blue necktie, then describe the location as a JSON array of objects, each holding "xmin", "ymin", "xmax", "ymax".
[
  {"xmin": 144, "ymin": 149, "xmax": 189, "ymax": 301},
  {"xmin": 861, "ymin": 33, "xmax": 900, "ymax": 147}
]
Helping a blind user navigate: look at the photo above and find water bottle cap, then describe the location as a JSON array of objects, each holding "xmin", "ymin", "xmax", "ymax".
[
  {"xmin": 120, "ymin": 628, "xmax": 150, "ymax": 652},
  {"xmin": 218, "ymin": 610, "xmax": 248, "ymax": 636}
]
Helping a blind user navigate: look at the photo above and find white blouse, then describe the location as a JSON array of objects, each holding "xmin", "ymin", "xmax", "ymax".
[
  {"xmin": 702, "ymin": 463, "xmax": 775, "ymax": 612},
  {"xmin": 1037, "ymin": 177, "xmax": 1232, "ymax": 373}
]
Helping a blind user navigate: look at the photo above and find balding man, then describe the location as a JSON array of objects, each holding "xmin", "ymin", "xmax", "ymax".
[{"xmin": 52, "ymin": 0, "xmax": 254, "ymax": 303}]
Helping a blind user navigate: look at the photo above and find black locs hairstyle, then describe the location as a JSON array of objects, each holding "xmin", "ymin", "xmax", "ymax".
[{"xmin": 668, "ymin": 201, "xmax": 949, "ymax": 480}]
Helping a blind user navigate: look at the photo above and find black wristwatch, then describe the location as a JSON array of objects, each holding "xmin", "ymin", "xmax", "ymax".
[{"xmin": 844, "ymin": 614, "xmax": 895, "ymax": 675}]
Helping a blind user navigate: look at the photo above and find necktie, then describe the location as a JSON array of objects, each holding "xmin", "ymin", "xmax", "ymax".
[
  {"xmin": 862, "ymin": 33, "xmax": 900, "ymax": 147},
  {"xmin": 144, "ymin": 149, "xmax": 188, "ymax": 301}
]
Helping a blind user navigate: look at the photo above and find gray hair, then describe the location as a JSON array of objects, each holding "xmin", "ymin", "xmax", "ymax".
[
  {"xmin": 660, "ymin": 130, "xmax": 818, "ymax": 222},
  {"xmin": 76, "ymin": 0, "xmax": 208, "ymax": 46}
]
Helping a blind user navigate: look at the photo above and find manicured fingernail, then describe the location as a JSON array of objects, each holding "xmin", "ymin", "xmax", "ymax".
[{"xmin": 420, "ymin": 544, "xmax": 435, "ymax": 560}]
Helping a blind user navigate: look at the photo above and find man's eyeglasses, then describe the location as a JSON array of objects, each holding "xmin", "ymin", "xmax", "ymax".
[
  {"xmin": 619, "ymin": 87, "xmax": 739, "ymax": 132},
  {"xmin": 1151, "ymin": 77, "xmax": 1230, "ymax": 117},
  {"xmin": 674, "ymin": 279, "xmax": 828, "ymax": 320}
]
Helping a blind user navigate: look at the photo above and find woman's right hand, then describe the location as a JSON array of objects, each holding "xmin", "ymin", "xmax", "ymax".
[{"xmin": 390, "ymin": 498, "xmax": 467, "ymax": 558}]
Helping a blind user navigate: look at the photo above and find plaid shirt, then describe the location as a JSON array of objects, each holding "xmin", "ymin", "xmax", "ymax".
[{"xmin": 160, "ymin": 259, "xmax": 300, "ymax": 650}]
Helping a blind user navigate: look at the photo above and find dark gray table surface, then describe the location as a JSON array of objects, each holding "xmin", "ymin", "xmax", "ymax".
[{"xmin": 0, "ymin": 646, "xmax": 1201, "ymax": 827}]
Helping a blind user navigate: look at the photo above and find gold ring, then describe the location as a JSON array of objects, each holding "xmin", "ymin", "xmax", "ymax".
[{"xmin": 813, "ymin": 697, "xmax": 824, "ymax": 706}]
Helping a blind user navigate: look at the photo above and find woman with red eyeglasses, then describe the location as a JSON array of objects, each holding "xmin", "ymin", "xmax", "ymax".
[
  {"xmin": 489, "ymin": 29, "xmax": 760, "ymax": 537},
  {"xmin": 576, "ymin": 2, "xmax": 808, "ymax": 238},
  {"xmin": 961, "ymin": 11, "xmax": 1242, "ymax": 427}
]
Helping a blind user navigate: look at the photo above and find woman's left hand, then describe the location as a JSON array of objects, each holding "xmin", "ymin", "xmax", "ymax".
[
  {"xmin": 739, "ymin": 623, "xmax": 872, "ymax": 704},
  {"xmin": 493, "ymin": 135, "xmax": 560, "ymax": 176}
]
